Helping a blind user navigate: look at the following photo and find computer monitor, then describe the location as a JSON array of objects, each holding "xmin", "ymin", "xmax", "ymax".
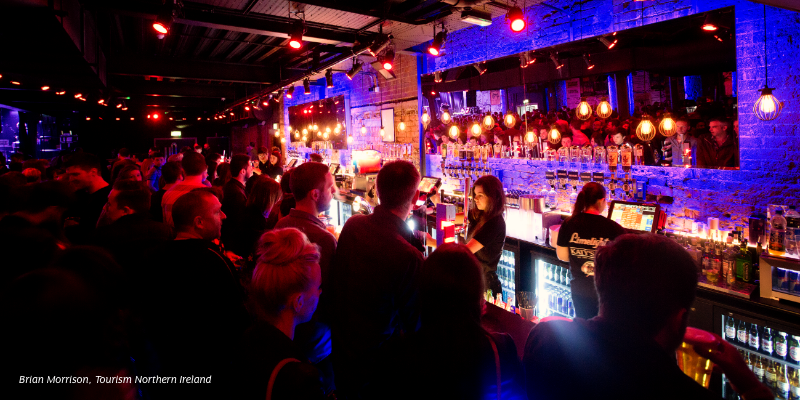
[
  {"xmin": 607, "ymin": 200, "xmax": 660, "ymax": 233},
  {"xmin": 418, "ymin": 176, "xmax": 441, "ymax": 196}
]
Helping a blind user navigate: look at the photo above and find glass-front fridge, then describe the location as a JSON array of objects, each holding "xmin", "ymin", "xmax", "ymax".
[
  {"xmin": 718, "ymin": 311, "xmax": 800, "ymax": 399},
  {"xmin": 525, "ymin": 248, "xmax": 574, "ymax": 320}
]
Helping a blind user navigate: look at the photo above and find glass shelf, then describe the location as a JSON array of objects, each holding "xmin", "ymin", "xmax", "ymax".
[{"xmin": 726, "ymin": 339, "xmax": 800, "ymax": 368}]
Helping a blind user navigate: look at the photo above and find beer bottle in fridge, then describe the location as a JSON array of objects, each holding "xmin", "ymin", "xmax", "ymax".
[
  {"xmin": 754, "ymin": 356, "xmax": 766, "ymax": 383},
  {"xmin": 749, "ymin": 323, "xmax": 760, "ymax": 351},
  {"xmin": 737, "ymin": 319, "xmax": 749, "ymax": 345},
  {"xmin": 767, "ymin": 360, "xmax": 778, "ymax": 390},
  {"xmin": 777, "ymin": 332, "xmax": 789, "ymax": 360},
  {"xmin": 789, "ymin": 367, "xmax": 799, "ymax": 400},
  {"xmin": 763, "ymin": 327, "xmax": 775, "ymax": 356},
  {"xmin": 725, "ymin": 316, "xmax": 736, "ymax": 341},
  {"xmin": 790, "ymin": 335, "xmax": 800, "ymax": 364},
  {"xmin": 778, "ymin": 363, "xmax": 790, "ymax": 400}
]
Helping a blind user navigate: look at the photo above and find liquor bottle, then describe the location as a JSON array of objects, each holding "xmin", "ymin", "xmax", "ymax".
[
  {"xmin": 767, "ymin": 359, "xmax": 778, "ymax": 390},
  {"xmin": 778, "ymin": 363, "xmax": 790, "ymax": 400},
  {"xmin": 754, "ymin": 356, "xmax": 766, "ymax": 383},
  {"xmin": 749, "ymin": 323, "xmax": 760, "ymax": 351},
  {"xmin": 735, "ymin": 239, "xmax": 752, "ymax": 282},
  {"xmin": 763, "ymin": 327, "xmax": 775, "ymax": 356},
  {"xmin": 746, "ymin": 352, "xmax": 754, "ymax": 371},
  {"xmin": 790, "ymin": 335, "xmax": 800, "ymax": 364},
  {"xmin": 725, "ymin": 316, "xmax": 736, "ymax": 341},
  {"xmin": 562, "ymin": 268, "xmax": 570, "ymax": 286},
  {"xmin": 712, "ymin": 242, "xmax": 723, "ymax": 278},
  {"xmin": 777, "ymin": 332, "xmax": 789, "ymax": 360},
  {"xmin": 737, "ymin": 320, "xmax": 749, "ymax": 345},
  {"xmin": 771, "ymin": 208, "xmax": 788, "ymax": 255},
  {"xmin": 723, "ymin": 243, "xmax": 737, "ymax": 285},
  {"xmin": 702, "ymin": 240, "xmax": 712, "ymax": 271}
]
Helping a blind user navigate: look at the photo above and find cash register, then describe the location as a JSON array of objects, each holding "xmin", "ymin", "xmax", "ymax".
[{"xmin": 607, "ymin": 200, "xmax": 666, "ymax": 233}]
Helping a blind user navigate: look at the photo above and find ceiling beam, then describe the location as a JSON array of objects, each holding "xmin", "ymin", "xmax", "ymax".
[
  {"xmin": 110, "ymin": 78, "xmax": 237, "ymax": 98},
  {"xmin": 96, "ymin": 0, "xmax": 373, "ymax": 45},
  {"xmin": 108, "ymin": 54, "xmax": 276, "ymax": 84}
]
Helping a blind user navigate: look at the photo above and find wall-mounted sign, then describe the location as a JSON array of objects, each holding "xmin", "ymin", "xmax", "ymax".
[{"xmin": 170, "ymin": 131, "xmax": 182, "ymax": 137}]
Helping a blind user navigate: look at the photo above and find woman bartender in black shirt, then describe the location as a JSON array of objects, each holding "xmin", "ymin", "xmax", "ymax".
[
  {"xmin": 466, "ymin": 175, "xmax": 506, "ymax": 297},
  {"xmin": 556, "ymin": 182, "xmax": 625, "ymax": 319},
  {"xmin": 256, "ymin": 148, "xmax": 284, "ymax": 179}
]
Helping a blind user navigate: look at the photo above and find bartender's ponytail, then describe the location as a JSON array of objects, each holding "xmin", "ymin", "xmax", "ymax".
[{"xmin": 571, "ymin": 182, "xmax": 606, "ymax": 218}]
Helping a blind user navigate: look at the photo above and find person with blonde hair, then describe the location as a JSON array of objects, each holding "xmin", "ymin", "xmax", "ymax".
[{"xmin": 237, "ymin": 228, "xmax": 326, "ymax": 400}]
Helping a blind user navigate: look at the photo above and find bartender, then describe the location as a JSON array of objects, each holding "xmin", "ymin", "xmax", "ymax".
[
  {"xmin": 555, "ymin": 182, "xmax": 625, "ymax": 319},
  {"xmin": 465, "ymin": 175, "xmax": 507, "ymax": 297},
  {"xmin": 255, "ymin": 147, "xmax": 284, "ymax": 178}
]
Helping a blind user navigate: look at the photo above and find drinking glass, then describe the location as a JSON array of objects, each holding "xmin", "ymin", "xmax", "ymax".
[{"xmin": 677, "ymin": 327, "xmax": 717, "ymax": 388}]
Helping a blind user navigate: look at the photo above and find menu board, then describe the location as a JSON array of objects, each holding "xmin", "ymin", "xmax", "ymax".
[{"xmin": 608, "ymin": 201, "xmax": 658, "ymax": 232}]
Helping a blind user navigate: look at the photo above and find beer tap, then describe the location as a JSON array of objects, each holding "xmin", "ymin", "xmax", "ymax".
[
  {"xmin": 620, "ymin": 144, "xmax": 635, "ymax": 200},
  {"xmin": 606, "ymin": 146, "xmax": 619, "ymax": 200}
]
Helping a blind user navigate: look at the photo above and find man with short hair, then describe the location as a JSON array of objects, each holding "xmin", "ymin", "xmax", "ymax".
[
  {"xmin": 568, "ymin": 119, "xmax": 590, "ymax": 146},
  {"xmin": 150, "ymin": 161, "xmax": 182, "ymax": 223},
  {"xmin": 523, "ymin": 234, "xmax": 772, "ymax": 400},
  {"xmin": 697, "ymin": 117, "xmax": 738, "ymax": 169},
  {"xmin": 141, "ymin": 189, "xmax": 247, "ymax": 398},
  {"xmin": 94, "ymin": 180, "xmax": 171, "ymax": 271},
  {"xmin": 161, "ymin": 152, "xmax": 209, "ymax": 227},
  {"xmin": 139, "ymin": 146, "xmax": 160, "ymax": 177},
  {"xmin": 221, "ymin": 154, "xmax": 253, "ymax": 255},
  {"xmin": 63, "ymin": 153, "xmax": 111, "ymax": 244},
  {"xmin": 144, "ymin": 151, "xmax": 166, "ymax": 192},
  {"xmin": 331, "ymin": 160, "xmax": 424, "ymax": 398},
  {"xmin": 110, "ymin": 148, "xmax": 135, "ymax": 182},
  {"xmin": 309, "ymin": 153, "xmax": 325, "ymax": 163},
  {"xmin": 665, "ymin": 118, "xmax": 699, "ymax": 166},
  {"xmin": 276, "ymin": 162, "xmax": 337, "ymax": 319}
]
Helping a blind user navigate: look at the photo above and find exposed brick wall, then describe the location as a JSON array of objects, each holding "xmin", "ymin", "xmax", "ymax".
[
  {"xmin": 418, "ymin": 0, "xmax": 800, "ymax": 235},
  {"xmin": 282, "ymin": 53, "xmax": 422, "ymax": 168}
]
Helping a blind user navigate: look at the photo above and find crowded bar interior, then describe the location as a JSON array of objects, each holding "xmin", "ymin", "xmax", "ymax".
[{"xmin": 2, "ymin": 0, "xmax": 800, "ymax": 399}]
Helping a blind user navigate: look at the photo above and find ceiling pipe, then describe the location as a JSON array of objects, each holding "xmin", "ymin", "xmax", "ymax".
[{"xmin": 440, "ymin": 0, "xmax": 493, "ymax": 7}]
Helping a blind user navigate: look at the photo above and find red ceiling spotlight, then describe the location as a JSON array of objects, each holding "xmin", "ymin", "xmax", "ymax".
[
  {"xmin": 78, "ymin": 97, "xmax": 86, "ymax": 101},
  {"xmin": 10, "ymin": 81, "xmax": 21, "ymax": 85},
  {"xmin": 702, "ymin": 13, "xmax": 719, "ymax": 31},
  {"xmin": 97, "ymin": 99, "xmax": 105, "ymax": 105},
  {"xmin": 153, "ymin": 2, "xmax": 176, "ymax": 35},
  {"xmin": 428, "ymin": 29, "xmax": 447, "ymax": 56},
  {"xmin": 116, "ymin": 117, "xmax": 120, "ymax": 120},
  {"xmin": 169, "ymin": 117, "xmax": 173, "ymax": 120},
  {"xmin": 288, "ymin": 19, "xmax": 305, "ymax": 49},
  {"xmin": 197, "ymin": 117, "xmax": 201, "ymax": 120},
  {"xmin": 152, "ymin": 113, "xmax": 160, "ymax": 120},
  {"xmin": 229, "ymin": 112, "xmax": 234, "ymax": 116},
  {"xmin": 55, "ymin": 90, "xmax": 65, "ymax": 95},
  {"xmin": 131, "ymin": 117, "xmax": 135, "ymax": 120},
  {"xmin": 286, "ymin": 86, "xmax": 295, "ymax": 99},
  {"xmin": 86, "ymin": 117, "xmax": 91, "ymax": 121},
  {"xmin": 41, "ymin": 86, "xmax": 50, "ymax": 91},
  {"xmin": 431, "ymin": 90, "xmax": 437, "ymax": 96},
  {"xmin": 599, "ymin": 35, "xmax": 618, "ymax": 49},
  {"xmin": 147, "ymin": 114, "xmax": 151, "ymax": 119},
  {"xmin": 382, "ymin": 49, "xmax": 395, "ymax": 71},
  {"xmin": 244, "ymin": 105, "xmax": 251, "ymax": 111},
  {"xmin": 507, "ymin": 6, "xmax": 526, "ymax": 32},
  {"xmin": 74, "ymin": 93, "xmax": 82, "ymax": 98}
]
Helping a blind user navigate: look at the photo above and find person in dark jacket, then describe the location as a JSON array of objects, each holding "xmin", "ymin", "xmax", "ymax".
[
  {"xmin": 331, "ymin": 160, "xmax": 424, "ymax": 399},
  {"xmin": 524, "ymin": 234, "xmax": 772, "ymax": 400},
  {"xmin": 94, "ymin": 180, "xmax": 172, "ymax": 273},
  {"xmin": 696, "ymin": 117, "xmax": 738, "ymax": 169},
  {"xmin": 265, "ymin": 169, "xmax": 295, "ymax": 230},
  {"xmin": 257, "ymin": 149, "xmax": 284, "ymax": 179},
  {"xmin": 221, "ymin": 154, "xmax": 252, "ymax": 255},
  {"xmin": 150, "ymin": 161, "xmax": 183, "ymax": 223},
  {"xmin": 382, "ymin": 244, "xmax": 527, "ymax": 400},
  {"xmin": 236, "ymin": 228, "xmax": 326, "ymax": 400},
  {"xmin": 240, "ymin": 175, "xmax": 282, "ymax": 261}
]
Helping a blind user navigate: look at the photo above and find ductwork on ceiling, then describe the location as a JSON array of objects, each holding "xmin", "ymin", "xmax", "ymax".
[{"xmin": 440, "ymin": 0, "xmax": 493, "ymax": 8}]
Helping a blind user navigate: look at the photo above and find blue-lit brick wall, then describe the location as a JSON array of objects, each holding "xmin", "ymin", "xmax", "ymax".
[
  {"xmin": 280, "ymin": 53, "xmax": 421, "ymax": 167},
  {"xmin": 420, "ymin": 0, "xmax": 800, "ymax": 234},
  {"xmin": 684, "ymin": 75, "xmax": 704, "ymax": 100}
]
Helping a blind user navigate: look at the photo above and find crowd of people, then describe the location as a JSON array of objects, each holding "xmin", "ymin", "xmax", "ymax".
[
  {"xmin": 0, "ymin": 135, "xmax": 772, "ymax": 400},
  {"xmin": 424, "ymin": 97, "xmax": 739, "ymax": 169}
]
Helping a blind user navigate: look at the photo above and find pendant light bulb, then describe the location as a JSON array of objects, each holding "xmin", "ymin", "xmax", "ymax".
[
  {"xmin": 482, "ymin": 114, "xmax": 494, "ymax": 129},
  {"xmin": 361, "ymin": 126, "xmax": 367, "ymax": 136},
  {"xmin": 449, "ymin": 125, "xmax": 459, "ymax": 139},
  {"xmin": 576, "ymin": 98, "xmax": 592, "ymax": 120},
  {"xmin": 471, "ymin": 122, "xmax": 481, "ymax": 136},
  {"xmin": 441, "ymin": 110, "xmax": 451, "ymax": 123},
  {"xmin": 526, "ymin": 131, "xmax": 535, "ymax": 143},
  {"xmin": 398, "ymin": 121, "xmax": 406, "ymax": 131},
  {"xmin": 754, "ymin": 86, "xmax": 783, "ymax": 121},
  {"xmin": 422, "ymin": 110, "xmax": 430, "ymax": 125},
  {"xmin": 658, "ymin": 113, "xmax": 677, "ymax": 137},
  {"xmin": 504, "ymin": 112, "xmax": 515, "ymax": 127},
  {"xmin": 347, "ymin": 136, "xmax": 354, "ymax": 144},
  {"xmin": 548, "ymin": 125, "xmax": 561, "ymax": 144},
  {"xmin": 635, "ymin": 115, "xmax": 657, "ymax": 142},
  {"xmin": 596, "ymin": 98, "xmax": 613, "ymax": 119}
]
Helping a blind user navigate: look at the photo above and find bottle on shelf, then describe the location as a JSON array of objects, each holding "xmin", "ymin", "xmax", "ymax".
[
  {"xmin": 737, "ymin": 319, "xmax": 749, "ymax": 346},
  {"xmin": 767, "ymin": 359, "xmax": 778, "ymax": 390},
  {"xmin": 790, "ymin": 335, "xmax": 800, "ymax": 364},
  {"xmin": 754, "ymin": 355, "xmax": 766, "ymax": 383},
  {"xmin": 770, "ymin": 208, "xmax": 788, "ymax": 255},
  {"xmin": 763, "ymin": 327, "xmax": 775, "ymax": 357},
  {"xmin": 777, "ymin": 332, "xmax": 789, "ymax": 360},
  {"xmin": 777, "ymin": 362, "xmax": 790, "ymax": 400},
  {"xmin": 725, "ymin": 316, "xmax": 736, "ymax": 342},
  {"xmin": 789, "ymin": 367, "xmax": 799, "ymax": 400},
  {"xmin": 724, "ymin": 242, "xmax": 737, "ymax": 285},
  {"xmin": 749, "ymin": 323, "xmax": 760, "ymax": 351}
]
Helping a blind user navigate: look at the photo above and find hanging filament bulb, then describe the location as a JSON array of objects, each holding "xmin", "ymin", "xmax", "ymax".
[
  {"xmin": 294, "ymin": 131, "xmax": 300, "ymax": 139},
  {"xmin": 658, "ymin": 113, "xmax": 677, "ymax": 137},
  {"xmin": 576, "ymin": 98, "xmax": 592, "ymax": 120},
  {"xmin": 526, "ymin": 131, "xmax": 535, "ymax": 143},
  {"xmin": 635, "ymin": 115, "xmax": 657, "ymax": 142},
  {"xmin": 482, "ymin": 114, "xmax": 494, "ymax": 129},
  {"xmin": 302, "ymin": 128, "xmax": 309, "ymax": 136},
  {"xmin": 361, "ymin": 126, "xmax": 367, "ymax": 135},
  {"xmin": 334, "ymin": 126, "xmax": 341, "ymax": 135},
  {"xmin": 313, "ymin": 124, "xmax": 319, "ymax": 131},
  {"xmin": 421, "ymin": 110, "xmax": 430, "ymax": 125},
  {"xmin": 347, "ymin": 136, "xmax": 354, "ymax": 144},
  {"xmin": 380, "ymin": 127, "xmax": 385, "ymax": 137},
  {"xmin": 548, "ymin": 125, "xmax": 561, "ymax": 144},
  {"xmin": 504, "ymin": 112, "xmax": 515, "ymax": 127},
  {"xmin": 754, "ymin": 86, "xmax": 783, "ymax": 121},
  {"xmin": 336, "ymin": 122, "xmax": 342, "ymax": 130},
  {"xmin": 325, "ymin": 127, "xmax": 331, "ymax": 133},
  {"xmin": 274, "ymin": 131, "xmax": 280, "ymax": 138},
  {"xmin": 449, "ymin": 125, "xmax": 459, "ymax": 139},
  {"xmin": 323, "ymin": 132, "xmax": 329, "ymax": 140},
  {"xmin": 280, "ymin": 137, "xmax": 286, "ymax": 144},
  {"xmin": 441, "ymin": 110, "xmax": 451, "ymax": 123},
  {"xmin": 596, "ymin": 98, "xmax": 613, "ymax": 119},
  {"xmin": 287, "ymin": 125, "xmax": 293, "ymax": 132},
  {"xmin": 398, "ymin": 121, "xmax": 406, "ymax": 131},
  {"xmin": 470, "ymin": 122, "xmax": 481, "ymax": 136}
]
